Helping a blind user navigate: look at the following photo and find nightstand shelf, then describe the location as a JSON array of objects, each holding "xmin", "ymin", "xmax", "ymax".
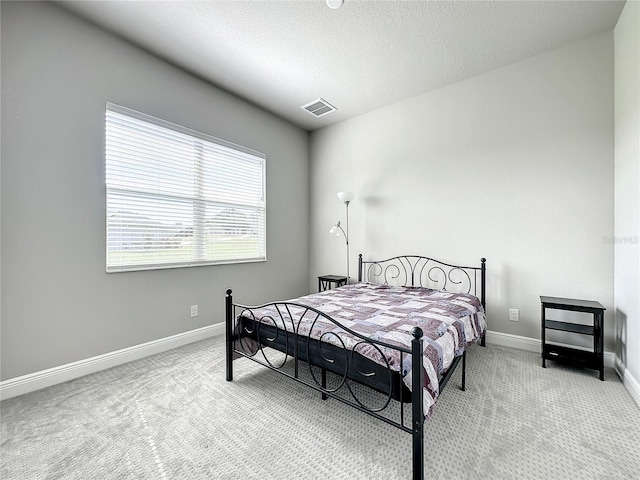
[
  {"xmin": 544, "ymin": 320, "xmax": 594, "ymax": 336},
  {"xmin": 543, "ymin": 344, "xmax": 599, "ymax": 366},
  {"xmin": 540, "ymin": 296, "xmax": 605, "ymax": 381}
]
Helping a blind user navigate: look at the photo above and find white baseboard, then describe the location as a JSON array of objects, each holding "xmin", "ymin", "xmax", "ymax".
[
  {"xmin": 485, "ymin": 330, "xmax": 540, "ymax": 353},
  {"xmin": 614, "ymin": 358, "xmax": 640, "ymax": 409},
  {"xmin": 485, "ymin": 329, "xmax": 616, "ymax": 368},
  {"xmin": 0, "ymin": 323, "xmax": 224, "ymax": 401}
]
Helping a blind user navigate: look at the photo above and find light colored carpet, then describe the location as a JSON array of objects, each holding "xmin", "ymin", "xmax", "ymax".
[{"xmin": 1, "ymin": 336, "xmax": 639, "ymax": 480}]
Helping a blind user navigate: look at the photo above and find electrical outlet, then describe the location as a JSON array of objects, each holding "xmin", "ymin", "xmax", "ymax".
[
  {"xmin": 509, "ymin": 308, "xmax": 519, "ymax": 322},
  {"xmin": 190, "ymin": 305, "xmax": 199, "ymax": 318}
]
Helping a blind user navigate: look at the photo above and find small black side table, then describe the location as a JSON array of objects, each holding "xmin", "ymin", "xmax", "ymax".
[
  {"xmin": 540, "ymin": 296, "xmax": 605, "ymax": 381},
  {"xmin": 318, "ymin": 275, "xmax": 348, "ymax": 292}
]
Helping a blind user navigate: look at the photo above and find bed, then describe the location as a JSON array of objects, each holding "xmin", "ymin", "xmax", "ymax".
[{"xmin": 225, "ymin": 254, "xmax": 486, "ymax": 480}]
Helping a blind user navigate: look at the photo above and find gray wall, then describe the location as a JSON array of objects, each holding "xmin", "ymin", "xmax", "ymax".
[
  {"xmin": 310, "ymin": 32, "xmax": 615, "ymax": 350},
  {"xmin": 614, "ymin": 1, "xmax": 640, "ymax": 384},
  {"xmin": 1, "ymin": 1, "xmax": 310, "ymax": 380}
]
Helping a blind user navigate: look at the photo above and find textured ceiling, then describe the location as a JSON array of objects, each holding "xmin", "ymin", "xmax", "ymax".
[{"xmin": 57, "ymin": 0, "xmax": 625, "ymax": 131}]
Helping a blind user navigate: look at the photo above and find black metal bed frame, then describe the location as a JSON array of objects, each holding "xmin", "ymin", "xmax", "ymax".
[{"xmin": 225, "ymin": 255, "xmax": 486, "ymax": 480}]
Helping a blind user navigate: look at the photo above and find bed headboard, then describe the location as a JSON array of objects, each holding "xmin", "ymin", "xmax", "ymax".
[{"xmin": 358, "ymin": 254, "xmax": 486, "ymax": 309}]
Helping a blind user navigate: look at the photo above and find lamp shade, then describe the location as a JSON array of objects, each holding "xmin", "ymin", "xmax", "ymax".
[{"xmin": 337, "ymin": 191, "xmax": 354, "ymax": 203}]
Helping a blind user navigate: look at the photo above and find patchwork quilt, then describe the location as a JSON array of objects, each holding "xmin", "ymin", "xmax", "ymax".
[{"xmin": 236, "ymin": 282, "xmax": 486, "ymax": 418}]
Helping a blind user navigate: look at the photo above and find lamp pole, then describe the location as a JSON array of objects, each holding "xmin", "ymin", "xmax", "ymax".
[
  {"xmin": 345, "ymin": 199, "xmax": 350, "ymax": 284},
  {"xmin": 336, "ymin": 191, "xmax": 354, "ymax": 284}
]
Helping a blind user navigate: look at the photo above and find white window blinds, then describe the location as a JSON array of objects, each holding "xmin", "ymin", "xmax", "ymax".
[{"xmin": 105, "ymin": 103, "xmax": 266, "ymax": 272}]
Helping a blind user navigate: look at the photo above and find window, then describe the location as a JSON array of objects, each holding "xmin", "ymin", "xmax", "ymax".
[{"xmin": 105, "ymin": 103, "xmax": 266, "ymax": 272}]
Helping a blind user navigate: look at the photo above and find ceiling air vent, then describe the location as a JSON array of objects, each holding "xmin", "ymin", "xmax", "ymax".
[{"xmin": 301, "ymin": 98, "xmax": 337, "ymax": 118}]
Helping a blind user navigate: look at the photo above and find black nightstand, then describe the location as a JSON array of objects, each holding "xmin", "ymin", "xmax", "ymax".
[
  {"xmin": 318, "ymin": 275, "xmax": 348, "ymax": 292},
  {"xmin": 540, "ymin": 296, "xmax": 605, "ymax": 380}
]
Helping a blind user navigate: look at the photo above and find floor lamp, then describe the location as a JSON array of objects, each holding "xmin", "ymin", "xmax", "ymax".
[{"xmin": 329, "ymin": 191, "xmax": 354, "ymax": 284}]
